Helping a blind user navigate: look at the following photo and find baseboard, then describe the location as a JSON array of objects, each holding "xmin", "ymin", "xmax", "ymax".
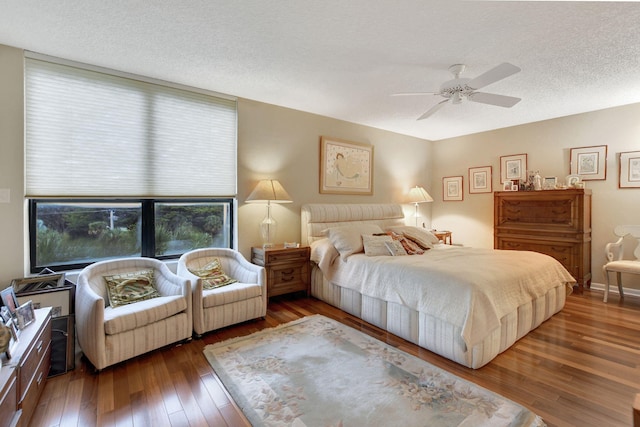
[{"xmin": 589, "ymin": 282, "xmax": 640, "ymax": 298}]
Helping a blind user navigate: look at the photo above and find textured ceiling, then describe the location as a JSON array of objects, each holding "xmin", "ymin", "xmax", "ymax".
[{"xmin": 1, "ymin": 1, "xmax": 639, "ymax": 141}]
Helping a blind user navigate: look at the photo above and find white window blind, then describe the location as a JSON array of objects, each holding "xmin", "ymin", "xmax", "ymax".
[{"xmin": 25, "ymin": 56, "xmax": 237, "ymax": 197}]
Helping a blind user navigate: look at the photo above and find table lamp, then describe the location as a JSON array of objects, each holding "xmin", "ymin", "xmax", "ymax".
[
  {"xmin": 246, "ymin": 179, "xmax": 292, "ymax": 248},
  {"xmin": 407, "ymin": 185, "xmax": 433, "ymax": 227}
]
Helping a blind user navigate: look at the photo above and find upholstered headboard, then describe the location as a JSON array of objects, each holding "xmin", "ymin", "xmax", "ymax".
[{"xmin": 300, "ymin": 203, "xmax": 406, "ymax": 245}]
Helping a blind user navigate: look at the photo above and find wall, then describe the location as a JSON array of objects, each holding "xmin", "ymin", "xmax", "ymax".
[
  {"xmin": 0, "ymin": 45, "xmax": 25, "ymax": 287},
  {"xmin": 431, "ymin": 103, "xmax": 640, "ymax": 288}
]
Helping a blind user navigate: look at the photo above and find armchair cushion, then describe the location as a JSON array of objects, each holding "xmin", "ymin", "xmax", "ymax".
[
  {"xmin": 104, "ymin": 294, "xmax": 188, "ymax": 335},
  {"xmin": 103, "ymin": 269, "xmax": 161, "ymax": 308},
  {"xmin": 202, "ymin": 282, "xmax": 263, "ymax": 308},
  {"xmin": 189, "ymin": 258, "xmax": 238, "ymax": 290}
]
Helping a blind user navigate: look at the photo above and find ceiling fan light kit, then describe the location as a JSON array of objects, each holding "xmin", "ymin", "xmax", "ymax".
[{"xmin": 395, "ymin": 62, "xmax": 522, "ymax": 121}]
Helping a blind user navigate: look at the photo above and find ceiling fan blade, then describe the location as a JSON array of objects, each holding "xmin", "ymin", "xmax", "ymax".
[
  {"xmin": 391, "ymin": 92, "xmax": 436, "ymax": 96},
  {"xmin": 468, "ymin": 92, "xmax": 521, "ymax": 107},
  {"xmin": 467, "ymin": 62, "xmax": 521, "ymax": 90},
  {"xmin": 417, "ymin": 99, "xmax": 449, "ymax": 120}
]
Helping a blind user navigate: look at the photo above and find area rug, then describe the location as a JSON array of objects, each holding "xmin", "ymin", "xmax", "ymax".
[{"xmin": 203, "ymin": 315, "xmax": 545, "ymax": 427}]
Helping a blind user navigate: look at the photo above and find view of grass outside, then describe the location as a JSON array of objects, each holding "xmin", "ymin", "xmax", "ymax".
[{"xmin": 33, "ymin": 201, "xmax": 230, "ymax": 269}]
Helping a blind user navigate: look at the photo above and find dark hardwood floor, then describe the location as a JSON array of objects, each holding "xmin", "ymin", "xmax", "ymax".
[{"xmin": 32, "ymin": 289, "xmax": 640, "ymax": 427}]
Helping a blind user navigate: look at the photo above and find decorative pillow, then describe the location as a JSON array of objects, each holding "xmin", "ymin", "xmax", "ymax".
[
  {"xmin": 384, "ymin": 240, "xmax": 407, "ymax": 256},
  {"xmin": 327, "ymin": 224, "xmax": 385, "ymax": 260},
  {"xmin": 362, "ymin": 234, "xmax": 394, "ymax": 256},
  {"xmin": 388, "ymin": 226, "xmax": 439, "ymax": 249},
  {"xmin": 103, "ymin": 269, "xmax": 161, "ymax": 308},
  {"xmin": 189, "ymin": 258, "xmax": 237, "ymax": 290},
  {"xmin": 388, "ymin": 232, "xmax": 425, "ymax": 255}
]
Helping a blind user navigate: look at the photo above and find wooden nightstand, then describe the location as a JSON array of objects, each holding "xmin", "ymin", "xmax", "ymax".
[{"xmin": 251, "ymin": 245, "xmax": 311, "ymax": 298}]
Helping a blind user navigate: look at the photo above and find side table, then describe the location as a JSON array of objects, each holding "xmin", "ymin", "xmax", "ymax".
[
  {"xmin": 251, "ymin": 245, "xmax": 310, "ymax": 298},
  {"xmin": 433, "ymin": 230, "xmax": 452, "ymax": 245}
]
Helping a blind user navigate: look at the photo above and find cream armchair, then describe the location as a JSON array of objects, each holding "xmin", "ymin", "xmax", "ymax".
[
  {"xmin": 75, "ymin": 257, "xmax": 192, "ymax": 370},
  {"xmin": 602, "ymin": 225, "xmax": 640, "ymax": 303},
  {"xmin": 177, "ymin": 248, "xmax": 266, "ymax": 337}
]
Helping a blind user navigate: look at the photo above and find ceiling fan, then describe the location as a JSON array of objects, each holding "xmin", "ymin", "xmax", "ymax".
[{"xmin": 393, "ymin": 62, "xmax": 522, "ymax": 120}]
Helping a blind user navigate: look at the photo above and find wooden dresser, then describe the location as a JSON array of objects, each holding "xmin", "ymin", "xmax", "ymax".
[
  {"xmin": 494, "ymin": 189, "xmax": 592, "ymax": 291},
  {"xmin": 0, "ymin": 308, "xmax": 52, "ymax": 427}
]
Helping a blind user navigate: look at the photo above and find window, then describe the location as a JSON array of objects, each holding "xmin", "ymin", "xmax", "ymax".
[
  {"xmin": 25, "ymin": 54, "xmax": 237, "ymax": 272},
  {"xmin": 29, "ymin": 199, "xmax": 233, "ymax": 272}
]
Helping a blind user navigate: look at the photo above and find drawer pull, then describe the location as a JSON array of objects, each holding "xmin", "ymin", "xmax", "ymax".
[
  {"xmin": 37, "ymin": 371, "xmax": 44, "ymax": 386},
  {"xmin": 37, "ymin": 340, "xmax": 43, "ymax": 354},
  {"xmin": 281, "ymin": 268, "xmax": 294, "ymax": 275}
]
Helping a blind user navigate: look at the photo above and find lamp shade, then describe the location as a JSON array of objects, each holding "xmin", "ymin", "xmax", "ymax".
[
  {"xmin": 407, "ymin": 186, "xmax": 433, "ymax": 204},
  {"xmin": 246, "ymin": 179, "xmax": 293, "ymax": 204}
]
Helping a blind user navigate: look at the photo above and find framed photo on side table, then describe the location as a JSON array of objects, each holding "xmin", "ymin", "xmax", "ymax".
[
  {"xmin": 570, "ymin": 145, "xmax": 607, "ymax": 181},
  {"xmin": 469, "ymin": 166, "xmax": 492, "ymax": 194},
  {"xmin": 500, "ymin": 153, "xmax": 527, "ymax": 183},
  {"xmin": 443, "ymin": 176, "xmax": 463, "ymax": 201},
  {"xmin": 619, "ymin": 151, "xmax": 640, "ymax": 188}
]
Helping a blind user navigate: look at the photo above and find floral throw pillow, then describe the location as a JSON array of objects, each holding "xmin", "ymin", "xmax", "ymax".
[
  {"xmin": 103, "ymin": 269, "xmax": 161, "ymax": 308},
  {"xmin": 189, "ymin": 258, "xmax": 237, "ymax": 290}
]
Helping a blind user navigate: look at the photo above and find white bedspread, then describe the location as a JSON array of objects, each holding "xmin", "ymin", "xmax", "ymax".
[{"xmin": 311, "ymin": 240, "xmax": 575, "ymax": 348}]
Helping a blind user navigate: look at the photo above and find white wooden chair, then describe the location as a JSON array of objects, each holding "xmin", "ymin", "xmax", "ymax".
[{"xmin": 602, "ymin": 225, "xmax": 640, "ymax": 302}]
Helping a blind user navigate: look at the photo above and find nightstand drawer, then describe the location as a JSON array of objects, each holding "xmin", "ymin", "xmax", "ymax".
[
  {"xmin": 264, "ymin": 250, "xmax": 309, "ymax": 265},
  {"xmin": 270, "ymin": 263, "xmax": 307, "ymax": 286}
]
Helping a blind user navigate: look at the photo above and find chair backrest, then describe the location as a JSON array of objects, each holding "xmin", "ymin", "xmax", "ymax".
[
  {"xmin": 78, "ymin": 257, "xmax": 166, "ymax": 304},
  {"xmin": 614, "ymin": 225, "xmax": 640, "ymax": 261}
]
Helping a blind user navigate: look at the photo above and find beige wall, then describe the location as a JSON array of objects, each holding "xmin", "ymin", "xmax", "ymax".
[
  {"xmin": 2, "ymin": 42, "xmax": 639, "ymax": 291},
  {"xmin": 431, "ymin": 103, "xmax": 640, "ymax": 288},
  {"xmin": 0, "ymin": 45, "xmax": 26, "ymax": 286}
]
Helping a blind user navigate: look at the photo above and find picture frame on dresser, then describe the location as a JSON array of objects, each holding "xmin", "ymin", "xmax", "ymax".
[
  {"xmin": 619, "ymin": 150, "xmax": 640, "ymax": 188},
  {"xmin": 570, "ymin": 145, "xmax": 607, "ymax": 181},
  {"xmin": 15, "ymin": 301, "xmax": 35, "ymax": 330}
]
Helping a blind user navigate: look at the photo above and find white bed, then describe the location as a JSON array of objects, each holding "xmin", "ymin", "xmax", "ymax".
[{"xmin": 301, "ymin": 203, "xmax": 575, "ymax": 369}]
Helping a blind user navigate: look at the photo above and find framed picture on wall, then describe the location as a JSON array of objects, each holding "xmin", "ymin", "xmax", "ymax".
[
  {"xmin": 319, "ymin": 136, "xmax": 373, "ymax": 195},
  {"xmin": 619, "ymin": 150, "xmax": 640, "ymax": 188},
  {"xmin": 443, "ymin": 176, "xmax": 463, "ymax": 201},
  {"xmin": 570, "ymin": 145, "xmax": 607, "ymax": 181},
  {"xmin": 469, "ymin": 166, "xmax": 492, "ymax": 194},
  {"xmin": 500, "ymin": 153, "xmax": 527, "ymax": 183}
]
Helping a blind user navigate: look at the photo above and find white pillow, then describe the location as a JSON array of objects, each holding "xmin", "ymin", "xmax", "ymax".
[
  {"xmin": 362, "ymin": 234, "xmax": 393, "ymax": 257},
  {"xmin": 387, "ymin": 226, "xmax": 440, "ymax": 249},
  {"xmin": 327, "ymin": 224, "xmax": 384, "ymax": 260}
]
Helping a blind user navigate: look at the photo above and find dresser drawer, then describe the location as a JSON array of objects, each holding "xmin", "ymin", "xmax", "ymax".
[
  {"xmin": 19, "ymin": 316, "xmax": 52, "ymax": 401},
  {"xmin": 0, "ymin": 369, "xmax": 18, "ymax": 427},
  {"xmin": 498, "ymin": 238, "xmax": 577, "ymax": 278},
  {"xmin": 20, "ymin": 341, "xmax": 51, "ymax": 420}
]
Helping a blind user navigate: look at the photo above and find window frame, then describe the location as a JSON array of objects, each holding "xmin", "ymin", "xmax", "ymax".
[{"xmin": 28, "ymin": 198, "xmax": 234, "ymax": 273}]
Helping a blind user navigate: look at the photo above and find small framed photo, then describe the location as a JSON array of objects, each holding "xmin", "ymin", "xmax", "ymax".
[
  {"xmin": 2, "ymin": 318, "xmax": 19, "ymax": 359},
  {"xmin": 570, "ymin": 145, "xmax": 607, "ymax": 181},
  {"xmin": 500, "ymin": 153, "xmax": 527, "ymax": 183},
  {"xmin": 503, "ymin": 180, "xmax": 514, "ymax": 191},
  {"xmin": 1, "ymin": 287, "xmax": 19, "ymax": 315},
  {"xmin": 15, "ymin": 300, "xmax": 35, "ymax": 330},
  {"xmin": 543, "ymin": 177, "xmax": 558, "ymax": 190},
  {"xmin": 619, "ymin": 150, "xmax": 640, "ymax": 188},
  {"xmin": 469, "ymin": 166, "xmax": 492, "ymax": 194},
  {"xmin": 443, "ymin": 176, "xmax": 463, "ymax": 201}
]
